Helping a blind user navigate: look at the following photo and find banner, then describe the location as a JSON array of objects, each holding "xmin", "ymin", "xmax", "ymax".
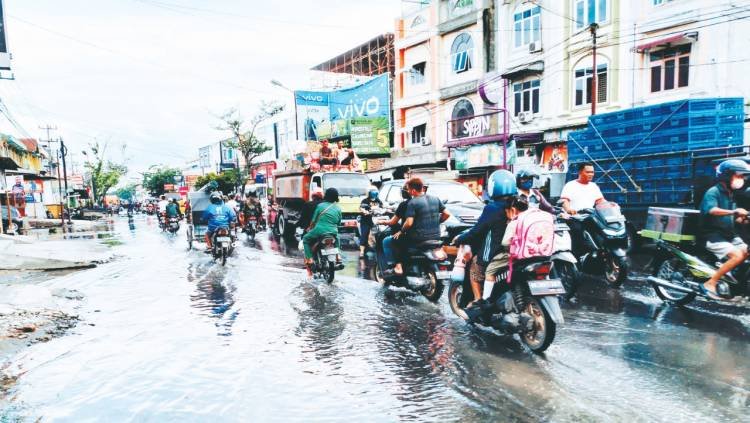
[
  {"xmin": 0, "ymin": 0, "xmax": 10, "ymax": 71},
  {"xmin": 539, "ymin": 144, "xmax": 568, "ymax": 173},
  {"xmin": 454, "ymin": 140, "xmax": 516, "ymax": 170},
  {"xmin": 295, "ymin": 74, "xmax": 391, "ymax": 155}
]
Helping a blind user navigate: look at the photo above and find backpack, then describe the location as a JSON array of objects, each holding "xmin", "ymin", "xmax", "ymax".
[{"xmin": 507, "ymin": 208, "xmax": 555, "ymax": 282}]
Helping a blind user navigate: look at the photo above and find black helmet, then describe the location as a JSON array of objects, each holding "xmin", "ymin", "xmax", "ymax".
[
  {"xmin": 401, "ymin": 184, "xmax": 411, "ymax": 200},
  {"xmin": 516, "ymin": 169, "xmax": 539, "ymax": 185},
  {"xmin": 210, "ymin": 192, "xmax": 223, "ymax": 204},
  {"xmin": 717, "ymin": 159, "xmax": 750, "ymax": 182}
]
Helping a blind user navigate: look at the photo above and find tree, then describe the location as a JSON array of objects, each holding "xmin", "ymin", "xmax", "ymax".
[
  {"xmin": 217, "ymin": 102, "xmax": 283, "ymax": 194},
  {"xmin": 83, "ymin": 142, "xmax": 127, "ymax": 206},
  {"xmin": 142, "ymin": 166, "xmax": 181, "ymax": 196},
  {"xmin": 193, "ymin": 170, "xmax": 238, "ymax": 195},
  {"xmin": 116, "ymin": 183, "xmax": 137, "ymax": 201}
]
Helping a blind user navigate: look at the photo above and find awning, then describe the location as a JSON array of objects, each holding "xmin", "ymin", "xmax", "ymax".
[
  {"xmin": 3, "ymin": 135, "xmax": 28, "ymax": 152},
  {"xmin": 501, "ymin": 60, "xmax": 544, "ymax": 80},
  {"xmin": 0, "ymin": 156, "xmax": 20, "ymax": 171},
  {"xmin": 511, "ymin": 132, "xmax": 544, "ymax": 145},
  {"xmin": 634, "ymin": 32, "xmax": 697, "ymax": 53},
  {"xmin": 446, "ymin": 134, "xmax": 509, "ymax": 149}
]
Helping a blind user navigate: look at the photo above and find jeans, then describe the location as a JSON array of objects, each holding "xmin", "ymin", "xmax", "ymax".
[
  {"xmin": 383, "ymin": 235, "xmax": 397, "ymax": 265},
  {"xmin": 359, "ymin": 222, "xmax": 372, "ymax": 247}
]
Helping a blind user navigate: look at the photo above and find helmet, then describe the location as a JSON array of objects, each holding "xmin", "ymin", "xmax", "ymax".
[
  {"xmin": 717, "ymin": 159, "xmax": 750, "ymax": 182},
  {"xmin": 487, "ymin": 170, "xmax": 517, "ymax": 199},
  {"xmin": 311, "ymin": 186, "xmax": 324, "ymax": 199},
  {"xmin": 516, "ymin": 169, "xmax": 539, "ymax": 190},
  {"xmin": 368, "ymin": 186, "xmax": 379, "ymax": 199},
  {"xmin": 210, "ymin": 192, "xmax": 223, "ymax": 204},
  {"xmin": 248, "ymin": 191, "xmax": 258, "ymax": 198}
]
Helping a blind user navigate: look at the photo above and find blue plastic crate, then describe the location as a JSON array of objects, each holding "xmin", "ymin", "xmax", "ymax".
[
  {"xmin": 717, "ymin": 98, "xmax": 744, "ymax": 112},
  {"xmin": 689, "ymin": 98, "xmax": 744, "ymax": 113},
  {"xmin": 639, "ymin": 101, "xmax": 689, "ymax": 119},
  {"xmin": 689, "ymin": 115, "xmax": 717, "ymax": 127},
  {"xmin": 717, "ymin": 113, "xmax": 744, "ymax": 125}
]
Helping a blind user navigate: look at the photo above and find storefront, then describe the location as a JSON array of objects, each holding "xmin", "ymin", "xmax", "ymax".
[{"xmin": 445, "ymin": 108, "xmax": 511, "ymax": 196}]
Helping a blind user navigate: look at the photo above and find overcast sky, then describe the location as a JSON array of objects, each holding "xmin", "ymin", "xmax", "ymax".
[{"xmin": 1, "ymin": 0, "xmax": 401, "ymax": 177}]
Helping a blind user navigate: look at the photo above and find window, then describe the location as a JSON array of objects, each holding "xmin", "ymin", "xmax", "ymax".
[
  {"xmin": 574, "ymin": 62, "xmax": 608, "ymax": 106},
  {"xmin": 574, "ymin": 0, "xmax": 608, "ymax": 29},
  {"xmin": 653, "ymin": 0, "xmax": 675, "ymax": 5},
  {"xmin": 513, "ymin": 79, "xmax": 540, "ymax": 116},
  {"xmin": 409, "ymin": 62, "xmax": 426, "ymax": 85},
  {"xmin": 449, "ymin": 0, "xmax": 474, "ymax": 18},
  {"xmin": 411, "ymin": 123, "xmax": 427, "ymax": 145},
  {"xmin": 451, "ymin": 99, "xmax": 475, "ymax": 138},
  {"xmin": 649, "ymin": 45, "xmax": 690, "ymax": 93},
  {"xmin": 451, "ymin": 33, "xmax": 473, "ymax": 73},
  {"xmin": 514, "ymin": 6, "xmax": 541, "ymax": 48}
]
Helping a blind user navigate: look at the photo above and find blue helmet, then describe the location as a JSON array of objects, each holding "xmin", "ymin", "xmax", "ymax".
[
  {"xmin": 487, "ymin": 170, "xmax": 517, "ymax": 199},
  {"xmin": 717, "ymin": 159, "xmax": 750, "ymax": 182}
]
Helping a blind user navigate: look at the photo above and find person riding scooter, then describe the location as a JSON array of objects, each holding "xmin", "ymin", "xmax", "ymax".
[
  {"xmin": 516, "ymin": 169, "xmax": 554, "ymax": 213},
  {"xmin": 385, "ymin": 177, "xmax": 450, "ymax": 276},
  {"xmin": 243, "ymin": 192, "xmax": 264, "ymax": 228},
  {"xmin": 303, "ymin": 188, "xmax": 343, "ymax": 277},
  {"xmin": 700, "ymin": 158, "xmax": 750, "ymax": 299},
  {"xmin": 165, "ymin": 198, "xmax": 181, "ymax": 219},
  {"xmin": 452, "ymin": 169, "xmax": 517, "ymax": 307},
  {"xmin": 202, "ymin": 192, "xmax": 237, "ymax": 252},
  {"xmin": 359, "ymin": 187, "xmax": 383, "ymax": 258}
]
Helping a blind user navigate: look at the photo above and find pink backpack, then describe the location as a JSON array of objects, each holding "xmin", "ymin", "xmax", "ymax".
[{"xmin": 507, "ymin": 208, "xmax": 555, "ymax": 282}]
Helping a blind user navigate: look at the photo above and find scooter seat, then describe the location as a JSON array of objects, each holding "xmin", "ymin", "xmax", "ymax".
[{"xmin": 406, "ymin": 240, "xmax": 442, "ymax": 253}]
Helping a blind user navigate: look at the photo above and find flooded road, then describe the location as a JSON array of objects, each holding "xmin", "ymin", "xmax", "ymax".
[{"xmin": 1, "ymin": 215, "xmax": 748, "ymax": 421}]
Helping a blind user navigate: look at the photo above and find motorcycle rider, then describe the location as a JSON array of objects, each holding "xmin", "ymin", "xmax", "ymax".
[
  {"xmin": 243, "ymin": 191, "xmax": 264, "ymax": 228},
  {"xmin": 516, "ymin": 169, "xmax": 554, "ymax": 213},
  {"xmin": 452, "ymin": 170, "xmax": 517, "ymax": 306},
  {"xmin": 165, "ymin": 198, "xmax": 180, "ymax": 219},
  {"xmin": 560, "ymin": 162, "xmax": 606, "ymax": 254},
  {"xmin": 202, "ymin": 192, "xmax": 237, "ymax": 251},
  {"xmin": 157, "ymin": 195, "xmax": 169, "ymax": 225},
  {"xmin": 700, "ymin": 159, "xmax": 750, "ymax": 299},
  {"xmin": 299, "ymin": 187, "xmax": 324, "ymax": 232},
  {"xmin": 303, "ymin": 188, "xmax": 343, "ymax": 277},
  {"xmin": 359, "ymin": 187, "xmax": 383, "ymax": 258},
  {"xmin": 385, "ymin": 177, "xmax": 450, "ymax": 276}
]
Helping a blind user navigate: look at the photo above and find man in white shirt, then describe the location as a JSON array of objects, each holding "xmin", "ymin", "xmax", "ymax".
[
  {"xmin": 157, "ymin": 195, "xmax": 169, "ymax": 226},
  {"xmin": 560, "ymin": 162, "xmax": 605, "ymax": 214}
]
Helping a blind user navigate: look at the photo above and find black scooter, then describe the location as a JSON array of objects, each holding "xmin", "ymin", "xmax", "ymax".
[
  {"xmin": 569, "ymin": 202, "xmax": 630, "ymax": 287},
  {"xmin": 371, "ymin": 221, "xmax": 450, "ymax": 303}
]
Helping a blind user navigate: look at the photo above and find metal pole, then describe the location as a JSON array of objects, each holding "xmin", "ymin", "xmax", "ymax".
[
  {"xmin": 56, "ymin": 150, "xmax": 65, "ymax": 232},
  {"xmin": 590, "ymin": 23, "xmax": 599, "ymax": 116},
  {"xmin": 5, "ymin": 190, "xmax": 13, "ymax": 234},
  {"xmin": 60, "ymin": 138, "xmax": 70, "ymax": 223}
]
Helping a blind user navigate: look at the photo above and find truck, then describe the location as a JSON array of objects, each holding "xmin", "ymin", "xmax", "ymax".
[
  {"xmin": 272, "ymin": 169, "xmax": 371, "ymax": 240},
  {"xmin": 565, "ymin": 97, "xmax": 747, "ymax": 242}
]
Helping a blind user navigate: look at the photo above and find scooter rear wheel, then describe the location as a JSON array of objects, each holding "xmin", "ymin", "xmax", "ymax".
[
  {"xmin": 447, "ymin": 282, "xmax": 470, "ymax": 321},
  {"xmin": 521, "ymin": 298, "xmax": 556, "ymax": 353},
  {"xmin": 420, "ymin": 269, "xmax": 444, "ymax": 303}
]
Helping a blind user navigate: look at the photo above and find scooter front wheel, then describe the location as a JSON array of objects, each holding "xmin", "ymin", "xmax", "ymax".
[
  {"xmin": 652, "ymin": 258, "xmax": 697, "ymax": 306},
  {"xmin": 604, "ymin": 254, "xmax": 628, "ymax": 287},
  {"xmin": 447, "ymin": 282, "xmax": 470, "ymax": 321},
  {"xmin": 420, "ymin": 268, "xmax": 444, "ymax": 303}
]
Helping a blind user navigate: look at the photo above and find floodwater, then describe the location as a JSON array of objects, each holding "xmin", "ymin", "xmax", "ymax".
[{"xmin": 1, "ymin": 215, "xmax": 748, "ymax": 422}]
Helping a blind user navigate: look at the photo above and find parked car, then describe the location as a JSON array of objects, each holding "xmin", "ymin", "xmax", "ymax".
[
  {"xmin": 1, "ymin": 206, "xmax": 23, "ymax": 234},
  {"xmin": 378, "ymin": 179, "xmax": 482, "ymax": 246}
]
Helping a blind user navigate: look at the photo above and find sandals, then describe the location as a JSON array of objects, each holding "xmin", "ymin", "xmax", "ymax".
[{"xmin": 700, "ymin": 283, "xmax": 726, "ymax": 300}]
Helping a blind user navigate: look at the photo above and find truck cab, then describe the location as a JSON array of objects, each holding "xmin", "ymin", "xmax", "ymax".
[{"xmin": 273, "ymin": 170, "xmax": 371, "ymax": 239}]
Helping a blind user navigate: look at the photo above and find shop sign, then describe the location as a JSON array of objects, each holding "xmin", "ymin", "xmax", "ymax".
[
  {"xmin": 447, "ymin": 110, "xmax": 505, "ymax": 146},
  {"xmin": 453, "ymin": 139, "xmax": 517, "ymax": 170},
  {"xmin": 164, "ymin": 184, "xmax": 175, "ymax": 191}
]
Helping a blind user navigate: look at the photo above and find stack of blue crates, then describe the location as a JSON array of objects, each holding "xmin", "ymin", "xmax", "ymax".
[{"xmin": 567, "ymin": 98, "xmax": 746, "ymax": 206}]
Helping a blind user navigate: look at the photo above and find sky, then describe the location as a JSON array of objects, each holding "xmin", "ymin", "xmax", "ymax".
[{"xmin": 0, "ymin": 0, "xmax": 402, "ymax": 178}]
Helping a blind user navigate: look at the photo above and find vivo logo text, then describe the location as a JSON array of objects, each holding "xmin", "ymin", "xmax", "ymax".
[{"xmin": 337, "ymin": 97, "xmax": 380, "ymax": 119}]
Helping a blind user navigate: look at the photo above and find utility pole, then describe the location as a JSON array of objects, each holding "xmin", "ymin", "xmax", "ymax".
[
  {"xmin": 589, "ymin": 23, "xmax": 599, "ymax": 116},
  {"xmin": 39, "ymin": 125, "xmax": 65, "ymax": 229}
]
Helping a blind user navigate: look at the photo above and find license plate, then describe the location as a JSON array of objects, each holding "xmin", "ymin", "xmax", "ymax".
[
  {"xmin": 528, "ymin": 279, "xmax": 566, "ymax": 296},
  {"xmin": 436, "ymin": 271, "xmax": 450, "ymax": 280},
  {"xmin": 216, "ymin": 236, "xmax": 231, "ymax": 242},
  {"xmin": 324, "ymin": 248, "xmax": 339, "ymax": 255},
  {"xmin": 343, "ymin": 220, "xmax": 357, "ymax": 227}
]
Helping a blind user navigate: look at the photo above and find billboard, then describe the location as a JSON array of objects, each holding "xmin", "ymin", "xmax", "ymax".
[
  {"xmin": 0, "ymin": 0, "xmax": 10, "ymax": 71},
  {"xmin": 295, "ymin": 74, "xmax": 391, "ymax": 155},
  {"xmin": 453, "ymin": 139, "xmax": 517, "ymax": 170}
]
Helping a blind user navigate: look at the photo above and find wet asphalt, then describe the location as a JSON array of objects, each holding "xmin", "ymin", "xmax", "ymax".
[{"xmin": 0, "ymin": 214, "xmax": 748, "ymax": 422}]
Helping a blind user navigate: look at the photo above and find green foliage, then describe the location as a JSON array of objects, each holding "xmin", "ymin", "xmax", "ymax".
[
  {"xmin": 84, "ymin": 142, "xmax": 128, "ymax": 205},
  {"xmin": 116, "ymin": 183, "xmax": 137, "ymax": 200},
  {"xmin": 193, "ymin": 169, "xmax": 239, "ymax": 195},
  {"xmin": 142, "ymin": 166, "xmax": 181, "ymax": 196}
]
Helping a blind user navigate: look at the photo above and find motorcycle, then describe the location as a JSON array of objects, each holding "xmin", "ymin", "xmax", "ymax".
[
  {"xmin": 646, "ymin": 217, "xmax": 750, "ymax": 306},
  {"xmin": 371, "ymin": 220, "xmax": 450, "ymax": 302},
  {"xmin": 447, "ymin": 258, "xmax": 565, "ymax": 353},
  {"xmin": 359, "ymin": 204, "xmax": 392, "ymax": 255},
  {"xmin": 569, "ymin": 201, "xmax": 630, "ymax": 287},
  {"xmin": 295, "ymin": 229, "xmax": 342, "ymax": 283},
  {"xmin": 211, "ymin": 227, "xmax": 235, "ymax": 266},
  {"xmin": 550, "ymin": 211, "xmax": 580, "ymax": 299},
  {"xmin": 243, "ymin": 215, "xmax": 259, "ymax": 241},
  {"xmin": 167, "ymin": 216, "xmax": 180, "ymax": 234}
]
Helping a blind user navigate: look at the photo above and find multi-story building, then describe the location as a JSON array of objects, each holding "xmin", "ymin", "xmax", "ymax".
[
  {"xmin": 391, "ymin": 0, "xmax": 500, "ymax": 189},
  {"xmin": 494, "ymin": 0, "xmax": 750, "ymax": 194}
]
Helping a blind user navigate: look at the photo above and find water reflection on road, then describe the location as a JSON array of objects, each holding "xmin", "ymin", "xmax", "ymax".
[{"xmin": 1, "ymin": 215, "xmax": 748, "ymax": 421}]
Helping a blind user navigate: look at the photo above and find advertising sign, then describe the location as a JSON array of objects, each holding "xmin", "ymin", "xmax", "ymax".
[
  {"xmin": 295, "ymin": 74, "xmax": 391, "ymax": 155},
  {"xmin": 447, "ymin": 111, "xmax": 504, "ymax": 145},
  {"xmin": 164, "ymin": 184, "xmax": 175, "ymax": 191},
  {"xmin": 185, "ymin": 174, "xmax": 199, "ymax": 187},
  {"xmin": 454, "ymin": 140, "xmax": 516, "ymax": 170},
  {"xmin": 539, "ymin": 144, "xmax": 568, "ymax": 173},
  {"xmin": 199, "ymin": 146, "xmax": 211, "ymax": 169}
]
